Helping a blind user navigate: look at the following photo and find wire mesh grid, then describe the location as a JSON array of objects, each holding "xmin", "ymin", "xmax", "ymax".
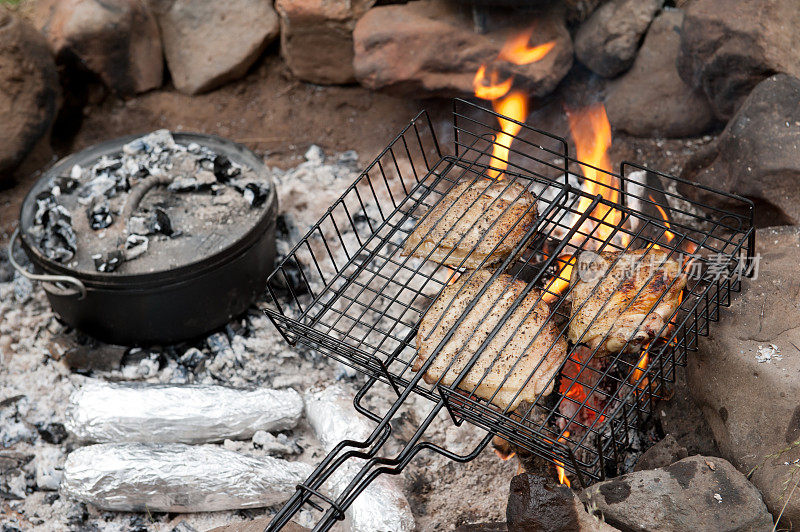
[{"xmin": 264, "ymin": 99, "xmax": 755, "ymax": 516}]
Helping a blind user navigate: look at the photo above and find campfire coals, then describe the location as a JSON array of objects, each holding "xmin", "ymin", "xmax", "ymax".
[
  {"xmin": 29, "ymin": 130, "xmax": 270, "ymax": 273},
  {"xmin": 30, "ymin": 191, "xmax": 77, "ymax": 263}
]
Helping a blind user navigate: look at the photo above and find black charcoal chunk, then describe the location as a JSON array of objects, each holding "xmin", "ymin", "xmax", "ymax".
[
  {"xmin": 242, "ymin": 183, "xmax": 268, "ymax": 208},
  {"xmin": 36, "ymin": 422, "xmax": 68, "ymax": 444},
  {"xmin": 273, "ymin": 259, "xmax": 310, "ymax": 296},
  {"xmin": 179, "ymin": 347, "xmax": 206, "ymax": 371},
  {"xmin": 213, "ymin": 154, "xmax": 240, "ymax": 183},
  {"xmin": 87, "ymin": 203, "xmax": 114, "ymax": 230},
  {"xmin": 32, "ymin": 192, "xmax": 77, "ymax": 263},
  {"xmin": 124, "ymin": 234, "xmax": 149, "ymax": 261},
  {"xmin": 52, "ymin": 176, "xmax": 80, "ymax": 194},
  {"xmin": 92, "ymin": 251, "xmax": 123, "ymax": 273},
  {"xmin": 154, "ymin": 208, "xmax": 174, "ymax": 236}
]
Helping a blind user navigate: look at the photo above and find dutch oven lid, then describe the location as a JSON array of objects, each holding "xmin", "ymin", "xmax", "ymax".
[{"xmin": 19, "ymin": 131, "xmax": 277, "ymax": 281}]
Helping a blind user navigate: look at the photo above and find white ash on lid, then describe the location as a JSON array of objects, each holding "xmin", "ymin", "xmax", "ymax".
[
  {"xmin": 29, "ymin": 130, "xmax": 273, "ymax": 274},
  {"xmin": 59, "ymin": 443, "xmax": 313, "ymax": 513},
  {"xmin": 65, "ymin": 381, "xmax": 303, "ymax": 444}
]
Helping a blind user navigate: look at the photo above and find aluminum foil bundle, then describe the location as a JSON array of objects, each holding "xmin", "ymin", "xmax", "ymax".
[
  {"xmin": 305, "ymin": 387, "xmax": 415, "ymax": 532},
  {"xmin": 66, "ymin": 381, "xmax": 303, "ymax": 444},
  {"xmin": 60, "ymin": 443, "xmax": 313, "ymax": 512}
]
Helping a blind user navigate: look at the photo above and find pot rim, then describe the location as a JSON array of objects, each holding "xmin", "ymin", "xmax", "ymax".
[{"xmin": 18, "ymin": 132, "xmax": 278, "ymax": 288}]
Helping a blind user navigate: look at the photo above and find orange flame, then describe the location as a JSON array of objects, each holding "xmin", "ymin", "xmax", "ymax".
[
  {"xmin": 567, "ymin": 104, "xmax": 628, "ymax": 247},
  {"xmin": 473, "ymin": 29, "xmax": 556, "ymax": 181},
  {"xmin": 556, "ymin": 431, "xmax": 571, "ymax": 487},
  {"xmin": 487, "ymin": 92, "xmax": 528, "ymax": 179},
  {"xmin": 631, "ymin": 350, "xmax": 649, "ymax": 391},
  {"xmin": 473, "ymin": 65, "xmax": 513, "ymax": 101},
  {"xmin": 499, "ymin": 30, "xmax": 557, "ymax": 65},
  {"xmin": 646, "ymin": 194, "xmax": 675, "ymax": 252},
  {"xmin": 445, "ymin": 267, "xmax": 461, "ymax": 286},
  {"xmin": 543, "ymin": 254, "xmax": 575, "ymax": 304}
]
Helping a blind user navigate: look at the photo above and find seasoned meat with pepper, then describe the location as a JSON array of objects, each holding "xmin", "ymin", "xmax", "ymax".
[
  {"xmin": 414, "ymin": 270, "xmax": 567, "ymax": 410},
  {"xmin": 403, "ymin": 178, "xmax": 537, "ymax": 269},
  {"xmin": 568, "ymin": 249, "xmax": 686, "ymax": 355}
]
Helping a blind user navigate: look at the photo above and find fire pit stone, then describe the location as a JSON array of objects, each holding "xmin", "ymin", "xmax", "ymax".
[
  {"xmin": 605, "ymin": 10, "xmax": 715, "ymax": 139},
  {"xmin": 0, "ymin": 9, "xmax": 59, "ymax": 180},
  {"xmin": 690, "ymin": 225, "xmax": 800, "ymax": 527},
  {"xmin": 30, "ymin": 0, "xmax": 163, "ymax": 96},
  {"xmin": 581, "ymin": 455, "xmax": 773, "ymax": 531}
]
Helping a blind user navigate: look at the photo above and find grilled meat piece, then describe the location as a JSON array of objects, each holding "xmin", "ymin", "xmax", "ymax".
[
  {"xmin": 568, "ymin": 249, "xmax": 687, "ymax": 355},
  {"xmin": 414, "ymin": 270, "xmax": 567, "ymax": 410},
  {"xmin": 402, "ymin": 178, "xmax": 537, "ymax": 269}
]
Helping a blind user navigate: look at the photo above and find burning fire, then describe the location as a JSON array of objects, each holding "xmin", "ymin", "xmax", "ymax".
[
  {"xmin": 472, "ymin": 30, "xmax": 556, "ymax": 180},
  {"xmin": 543, "ymin": 254, "xmax": 575, "ymax": 305},
  {"xmin": 555, "ymin": 431, "xmax": 571, "ymax": 487},
  {"xmin": 566, "ymin": 104, "xmax": 628, "ymax": 247}
]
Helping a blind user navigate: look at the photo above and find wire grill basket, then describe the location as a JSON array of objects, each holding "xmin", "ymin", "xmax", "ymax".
[{"xmin": 263, "ymin": 99, "xmax": 755, "ymax": 530}]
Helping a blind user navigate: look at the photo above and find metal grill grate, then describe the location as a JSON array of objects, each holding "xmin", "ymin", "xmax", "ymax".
[{"xmin": 263, "ymin": 99, "xmax": 755, "ymax": 531}]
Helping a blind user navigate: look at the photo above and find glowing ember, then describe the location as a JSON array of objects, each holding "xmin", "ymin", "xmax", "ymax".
[
  {"xmin": 473, "ymin": 30, "xmax": 556, "ymax": 180},
  {"xmin": 445, "ymin": 267, "xmax": 460, "ymax": 286},
  {"xmin": 555, "ymin": 431, "xmax": 571, "ymax": 487},
  {"xmin": 566, "ymin": 104, "xmax": 628, "ymax": 247}
]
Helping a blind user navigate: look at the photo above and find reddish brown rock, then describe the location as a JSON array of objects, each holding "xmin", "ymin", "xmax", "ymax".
[
  {"xmin": 0, "ymin": 8, "xmax": 59, "ymax": 180},
  {"xmin": 574, "ymin": 0, "xmax": 663, "ymax": 78},
  {"xmin": 677, "ymin": 0, "xmax": 800, "ymax": 120},
  {"xmin": 679, "ymin": 74, "xmax": 800, "ymax": 227},
  {"xmin": 33, "ymin": 0, "xmax": 162, "ymax": 96},
  {"xmin": 276, "ymin": 0, "xmax": 374, "ymax": 85},
  {"xmin": 353, "ymin": 1, "xmax": 573, "ymax": 98},
  {"xmin": 605, "ymin": 9, "xmax": 715, "ymax": 138},
  {"xmin": 151, "ymin": 0, "xmax": 279, "ymax": 95}
]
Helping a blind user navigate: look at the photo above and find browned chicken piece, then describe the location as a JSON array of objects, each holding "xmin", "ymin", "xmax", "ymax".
[
  {"xmin": 402, "ymin": 178, "xmax": 537, "ymax": 269},
  {"xmin": 567, "ymin": 249, "xmax": 687, "ymax": 355},
  {"xmin": 414, "ymin": 270, "xmax": 567, "ymax": 410}
]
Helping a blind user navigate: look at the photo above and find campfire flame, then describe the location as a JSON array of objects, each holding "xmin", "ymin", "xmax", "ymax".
[
  {"xmin": 473, "ymin": 30, "xmax": 556, "ymax": 180},
  {"xmin": 543, "ymin": 254, "xmax": 575, "ymax": 305},
  {"xmin": 555, "ymin": 431, "xmax": 571, "ymax": 487},
  {"xmin": 566, "ymin": 104, "xmax": 628, "ymax": 247}
]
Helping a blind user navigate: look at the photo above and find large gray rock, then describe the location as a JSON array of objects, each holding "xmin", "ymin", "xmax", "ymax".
[
  {"xmin": 605, "ymin": 10, "xmax": 714, "ymax": 138},
  {"xmin": 574, "ymin": 0, "xmax": 663, "ymax": 78},
  {"xmin": 275, "ymin": 0, "xmax": 374, "ymax": 85},
  {"xmin": 0, "ymin": 8, "xmax": 59, "ymax": 181},
  {"xmin": 689, "ymin": 225, "xmax": 800, "ymax": 528},
  {"xmin": 633, "ymin": 434, "xmax": 688, "ymax": 472},
  {"xmin": 151, "ymin": 0, "xmax": 279, "ymax": 95},
  {"xmin": 507, "ymin": 473, "xmax": 618, "ymax": 532},
  {"xmin": 679, "ymin": 74, "xmax": 800, "ymax": 227},
  {"xmin": 33, "ymin": 0, "xmax": 162, "ymax": 96},
  {"xmin": 582, "ymin": 455, "xmax": 773, "ymax": 531},
  {"xmin": 677, "ymin": 0, "xmax": 800, "ymax": 120},
  {"xmin": 353, "ymin": 1, "xmax": 573, "ymax": 98}
]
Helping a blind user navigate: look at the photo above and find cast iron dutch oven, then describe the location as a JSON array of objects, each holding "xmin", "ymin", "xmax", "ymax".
[{"xmin": 10, "ymin": 133, "xmax": 277, "ymax": 345}]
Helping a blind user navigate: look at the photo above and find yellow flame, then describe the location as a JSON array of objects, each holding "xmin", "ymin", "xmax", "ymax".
[
  {"xmin": 473, "ymin": 65, "xmax": 513, "ymax": 101},
  {"xmin": 499, "ymin": 31, "xmax": 556, "ymax": 65},
  {"xmin": 486, "ymin": 91, "xmax": 527, "ymax": 179},
  {"xmin": 543, "ymin": 254, "xmax": 575, "ymax": 304},
  {"xmin": 567, "ymin": 104, "xmax": 627, "ymax": 246},
  {"xmin": 556, "ymin": 431, "xmax": 571, "ymax": 487}
]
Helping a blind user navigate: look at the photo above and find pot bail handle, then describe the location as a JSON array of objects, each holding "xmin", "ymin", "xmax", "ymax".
[{"xmin": 7, "ymin": 228, "xmax": 87, "ymax": 300}]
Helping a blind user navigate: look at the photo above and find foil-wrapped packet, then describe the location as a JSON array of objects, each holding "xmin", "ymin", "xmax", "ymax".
[
  {"xmin": 61, "ymin": 443, "xmax": 313, "ymax": 512},
  {"xmin": 305, "ymin": 387, "xmax": 415, "ymax": 532},
  {"xmin": 66, "ymin": 381, "xmax": 303, "ymax": 444}
]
